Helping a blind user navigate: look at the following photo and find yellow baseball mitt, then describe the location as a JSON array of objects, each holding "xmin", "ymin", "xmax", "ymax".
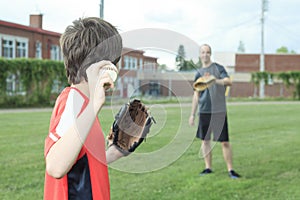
[{"xmin": 193, "ymin": 75, "xmax": 216, "ymax": 91}]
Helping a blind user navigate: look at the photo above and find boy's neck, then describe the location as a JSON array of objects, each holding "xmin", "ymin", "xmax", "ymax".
[{"xmin": 72, "ymin": 82, "xmax": 90, "ymax": 98}]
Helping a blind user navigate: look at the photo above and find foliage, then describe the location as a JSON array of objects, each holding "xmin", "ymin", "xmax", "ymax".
[
  {"xmin": 237, "ymin": 40, "xmax": 246, "ymax": 53},
  {"xmin": 251, "ymin": 71, "xmax": 300, "ymax": 100},
  {"xmin": 0, "ymin": 58, "xmax": 68, "ymax": 107},
  {"xmin": 250, "ymin": 71, "xmax": 269, "ymax": 86},
  {"xmin": 175, "ymin": 44, "xmax": 202, "ymax": 71},
  {"xmin": 157, "ymin": 63, "xmax": 168, "ymax": 71},
  {"xmin": 183, "ymin": 58, "xmax": 202, "ymax": 71},
  {"xmin": 276, "ymin": 46, "xmax": 289, "ymax": 53},
  {"xmin": 277, "ymin": 72, "xmax": 291, "ymax": 87},
  {"xmin": 175, "ymin": 44, "xmax": 186, "ymax": 70},
  {"xmin": 250, "ymin": 71, "xmax": 269, "ymax": 97},
  {"xmin": 276, "ymin": 46, "xmax": 297, "ymax": 54}
]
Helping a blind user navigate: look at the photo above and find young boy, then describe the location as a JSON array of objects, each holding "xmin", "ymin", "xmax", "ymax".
[{"xmin": 44, "ymin": 17, "xmax": 124, "ymax": 200}]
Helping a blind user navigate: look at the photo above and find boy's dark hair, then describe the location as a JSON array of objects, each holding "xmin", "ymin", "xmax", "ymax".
[{"xmin": 60, "ymin": 17, "xmax": 123, "ymax": 84}]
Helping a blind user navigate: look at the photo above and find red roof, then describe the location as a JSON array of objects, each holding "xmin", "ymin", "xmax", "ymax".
[
  {"xmin": 122, "ymin": 47, "xmax": 157, "ymax": 60},
  {"xmin": 0, "ymin": 20, "xmax": 61, "ymax": 37},
  {"xmin": 122, "ymin": 47, "xmax": 145, "ymax": 54}
]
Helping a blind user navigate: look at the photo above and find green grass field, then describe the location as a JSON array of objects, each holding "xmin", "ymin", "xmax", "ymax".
[{"xmin": 0, "ymin": 102, "xmax": 300, "ymax": 200}]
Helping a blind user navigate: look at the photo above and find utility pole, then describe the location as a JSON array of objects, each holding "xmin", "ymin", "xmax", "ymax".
[
  {"xmin": 259, "ymin": 0, "xmax": 268, "ymax": 98},
  {"xmin": 100, "ymin": 0, "xmax": 104, "ymax": 19}
]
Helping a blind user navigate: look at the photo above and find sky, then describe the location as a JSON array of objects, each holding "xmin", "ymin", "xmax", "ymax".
[{"xmin": 1, "ymin": 0, "xmax": 300, "ymax": 68}]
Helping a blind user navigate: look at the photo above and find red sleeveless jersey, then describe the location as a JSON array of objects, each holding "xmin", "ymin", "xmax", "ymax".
[{"xmin": 44, "ymin": 87, "xmax": 110, "ymax": 200}]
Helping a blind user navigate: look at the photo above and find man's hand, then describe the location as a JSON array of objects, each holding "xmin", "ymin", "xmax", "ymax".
[
  {"xmin": 189, "ymin": 115, "xmax": 195, "ymax": 126},
  {"xmin": 193, "ymin": 74, "xmax": 216, "ymax": 92}
]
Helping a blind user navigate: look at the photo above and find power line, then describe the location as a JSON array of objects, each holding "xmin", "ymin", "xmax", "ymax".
[
  {"xmin": 266, "ymin": 18, "xmax": 300, "ymax": 44},
  {"xmin": 215, "ymin": 14, "xmax": 260, "ymax": 31},
  {"xmin": 198, "ymin": 16, "xmax": 260, "ymax": 41}
]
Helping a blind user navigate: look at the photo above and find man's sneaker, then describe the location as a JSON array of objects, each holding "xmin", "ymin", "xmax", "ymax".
[
  {"xmin": 200, "ymin": 168, "xmax": 213, "ymax": 176},
  {"xmin": 228, "ymin": 170, "xmax": 241, "ymax": 179}
]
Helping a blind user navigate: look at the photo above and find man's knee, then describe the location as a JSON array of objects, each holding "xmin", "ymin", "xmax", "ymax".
[
  {"xmin": 221, "ymin": 141, "xmax": 230, "ymax": 148},
  {"xmin": 202, "ymin": 140, "xmax": 210, "ymax": 145}
]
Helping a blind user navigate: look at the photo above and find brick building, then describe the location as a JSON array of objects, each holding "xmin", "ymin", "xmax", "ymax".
[
  {"xmin": 0, "ymin": 14, "xmax": 62, "ymax": 60},
  {"xmin": 230, "ymin": 53, "xmax": 300, "ymax": 98},
  {"xmin": 0, "ymin": 15, "xmax": 159, "ymax": 98},
  {"xmin": 1, "ymin": 15, "xmax": 299, "ymax": 99},
  {"xmin": 115, "ymin": 47, "xmax": 158, "ymax": 98}
]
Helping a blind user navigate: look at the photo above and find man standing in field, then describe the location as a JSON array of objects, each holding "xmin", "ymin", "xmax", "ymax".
[{"xmin": 189, "ymin": 44, "xmax": 241, "ymax": 179}]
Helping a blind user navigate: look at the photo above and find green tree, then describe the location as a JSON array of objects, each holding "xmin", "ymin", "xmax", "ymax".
[
  {"xmin": 276, "ymin": 46, "xmax": 297, "ymax": 54},
  {"xmin": 176, "ymin": 44, "xmax": 186, "ymax": 70},
  {"xmin": 237, "ymin": 40, "xmax": 245, "ymax": 53},
  {"xmin": 182, "ymin": 58, "xmax": 202, "ymax": 71},
  {"xmin": 276, "ymin": 46, "xmax": 289, "ymax": 53},
  {"xmin": 291, "ymin": 50, "xmax": 297, "ymax": 54},
  {"xmin": 157, "ymin": 63, "xmax": 168, "ymax": 71}
]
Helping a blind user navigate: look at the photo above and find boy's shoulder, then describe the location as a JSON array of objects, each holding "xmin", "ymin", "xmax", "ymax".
[
  {"xmin": 55, "ymin": 87, "xmax": 87, "ymax": 109},
  {"xmin": 58, "ymin": 87, "xmax": 86, "ymax": 99}
]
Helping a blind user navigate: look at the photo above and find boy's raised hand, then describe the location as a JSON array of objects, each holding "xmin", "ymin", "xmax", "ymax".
[{"xmin": 86, "ymin": 60, "xmax": 118, "ymax": 113}]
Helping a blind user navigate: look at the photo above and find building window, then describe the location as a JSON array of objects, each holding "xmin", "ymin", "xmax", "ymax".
[
  {"xmin": 139, "ymin": 58, "xmax": 143, "ymax": 70},
  {"xmin": 128, "ymin": 56, "xmax": 133, "ymax": 69},
  {"xmin": 149, "ymin": 81, "xmax": 160, "ymax": 96},
  {"xmin": 2, "ymin": 39, "xmax": 14, "ymax": 58},
  {"xmin": 124, "ymin": 56, "xmax": 138, "ymax": 70},
  {"xmin": 51, "ymin": 79, "xmax": 64, "ymax": 93},
  {"xmin": 6, "ymin": 74, "xmax": 15, "ymax": 93},
  {"xmin": 124, "ymin": 56, "xmax": 129, "ymax": 69},
  {"xmin": 1, "ymin": 35, "xmax": 28, "ymax": 59},
  {"xmin": 50, "ymin": 45, "xmax": 60, "ymax": 60},
  {"xmin": 130, "ymin": 57, "xmax": 134, "ymax": 69},
  {"xmin": 144, "ymin": 62, "xmax": 155, "ymax": 71},
  {"xmin": 35, "ymin": 41, "xmax": 42, "ymax": 59},
  {"xmin": 133, "ymin": 58, "xmax": 138, "ymax": 70},
  {"xmin": 6, "ymin": 72, "xmax": 24, "ymax": 95},
  {"xmin": 16, "ymin": 41, "xmax": 27, "ymax": 58}
]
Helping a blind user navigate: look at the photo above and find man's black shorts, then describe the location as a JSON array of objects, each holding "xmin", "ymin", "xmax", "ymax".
[{"xmin": 196, "ymin": 112, "xmax": 229, "ymax": 142}]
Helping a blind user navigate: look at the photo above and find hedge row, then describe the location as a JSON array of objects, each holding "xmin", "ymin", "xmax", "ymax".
[
  {"xmin": 1, "ymin": 58, "xmax": 299, "ymax": 107},
  {"xmin": 0, "ymin": 58, "xmax": 68, "ymax": 108},
  {"xmin": 251, "ymin": 71, "xmax": 300, "ymax": 100}
]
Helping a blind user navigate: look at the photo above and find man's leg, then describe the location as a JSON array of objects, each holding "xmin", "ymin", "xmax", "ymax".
[
  {"xmin": 221, "ymin": 141, "xmax": 233, "ymax": 171},
  {"xmin": 222, "ymin": 141, "xmax": 241, "ymax": 178},
  {"xmin": 202, "ymin": 140, "xmax": 212, "ymax": 169}
]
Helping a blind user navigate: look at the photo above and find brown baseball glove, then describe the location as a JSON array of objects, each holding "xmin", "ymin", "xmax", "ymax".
[
  {"xmin": 107, "ymin": 99, "xmax": 155, "ymax": 156},
  {"xmin": 193, "ymin": 75, "xmax": 216, "ymax": 91}
]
